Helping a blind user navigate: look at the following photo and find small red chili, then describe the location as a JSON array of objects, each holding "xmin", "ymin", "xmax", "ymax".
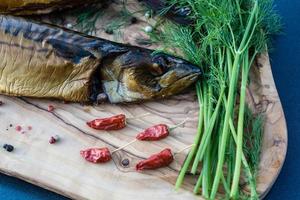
[
  {"xmin": 87, "ymin": 114, "xmax": 126, "ymax": 130},
  {"xmin": 136, "ymin": 124, "xmax": 169, "ymax": 141},
  {"xmin": 136, "ymin": 148, "xmax": 174, "ymax": 171},
  {"xmin": 80, "ymin": 147, "xmax": 112, "ymax": 163}
]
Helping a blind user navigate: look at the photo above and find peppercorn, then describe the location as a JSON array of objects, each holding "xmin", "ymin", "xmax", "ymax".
[
  {"xmin": 66, "ymin": 23, "xmax": 72, "ymax": 29},
  {"xmin": 105, "ymin": 28, "xmax": 114, "ymax": 35},
  {"xmin": 0, "ymin": 101, "xmax": 3, "ymax": 106},
  {"xmin": 121, "ymin": 158, "xmax": 130, "ymax": 167},
  {"xmin": 144, "ymin": 26, "xmax": 153, "ymax": 33},
  {"xmin": 15, "ymin": 125, "xmax": 22, "ymax": 132},
  {"xmin": 3, "ymin": 144, "xmax": 14, "ymax": 152},
  {"xmin": 49, "ymin": 135, "xmax": 60, "ymax": 144},
  {"xmin": 130, "ymin": 17, "xmax": 138, "ymax": 24},
  {"xmin": 48, "ymin": 105, "xmax": 55, "ymax": 112}
]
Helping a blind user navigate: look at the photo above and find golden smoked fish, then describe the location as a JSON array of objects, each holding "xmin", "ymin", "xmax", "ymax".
[
  {"xmin": 0, "ymin": 15, "xmax": 201, "ymax": 103},
  {"xmin": 0, "ymin": 0, "xmax": 98, "ymax": 15}
]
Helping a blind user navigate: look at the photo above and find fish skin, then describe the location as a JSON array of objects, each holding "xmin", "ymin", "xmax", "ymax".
[
  {"xmin": 0, "ymin": 15, "xmax": 201, "ymax": 103},
  {"xmin": 0, "ymin": 0, "xmax": 100, "ymax": 15}
]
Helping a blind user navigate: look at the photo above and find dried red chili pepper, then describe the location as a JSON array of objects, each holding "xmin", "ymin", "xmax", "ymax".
[
  {"xmin": 80, "ymin": 147, "xmax": 112, "ymax": 163},
  {"xmin": 136, "ymin": 148, "xmax": 174, "ymax": 171},
  {"xmin": 136, "ymin": 124, "xmax": 169, "ymax": 141},
  {"xmin": 87, "ymin": 114, "xmax": 126, "ymax": 130}
]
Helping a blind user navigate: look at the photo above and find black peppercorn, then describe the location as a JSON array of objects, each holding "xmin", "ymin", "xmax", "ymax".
[
  {"xmin": 3, "ymin": 144, "xmax": 14, "ymax": 152},
  {"xmin": 0, "ymin": 101, "xmax": 3, "ymax": 106},
  {"xmin": 105, "ymin": 28, "xmax": 113, "ymax": 35},
  {"xmin": 121, "ymin": 158, "xmax": 130, "ymax": 167},
  {"xmin": 130, "ymin": 17, "xmax": 138, "ymax": 24}
]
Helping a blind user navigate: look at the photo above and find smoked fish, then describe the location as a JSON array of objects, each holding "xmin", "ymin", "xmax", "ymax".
[{"xmin": 0, "ymin": 15, "xmax": 201, "ymax": 103}]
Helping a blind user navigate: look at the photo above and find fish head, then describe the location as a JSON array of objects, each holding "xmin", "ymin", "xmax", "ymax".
[{"xmin": 100, "ymin": 49, "xmax": 201, "ymax": 103}]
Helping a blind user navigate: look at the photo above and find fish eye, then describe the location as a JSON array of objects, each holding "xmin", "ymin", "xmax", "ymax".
[{"xmin": 152, "ymin": 53, "xmax": 173, "ymax": 67}]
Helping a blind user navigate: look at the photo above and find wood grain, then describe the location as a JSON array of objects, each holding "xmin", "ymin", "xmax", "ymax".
[{"xmin": 0, "ymin": 1, "xmax": 287, "ymax": 199}]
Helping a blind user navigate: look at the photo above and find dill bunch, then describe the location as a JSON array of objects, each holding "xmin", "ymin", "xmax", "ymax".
[{"xmin": 147, "ymin": 0, "xmax": 281, "ymax": 199}]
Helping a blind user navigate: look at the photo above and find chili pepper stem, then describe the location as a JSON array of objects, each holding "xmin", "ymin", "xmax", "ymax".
[
  {"xmin": 169, "ymin": 118, "xmax": 189, "ymax": 131},
  {"xmin": 111, "ymin": 139, "xmax": 138, "ymax": 154},
  {"xmin": 174, "ymin": 144, "xmax": 194, "ymax": 155}
]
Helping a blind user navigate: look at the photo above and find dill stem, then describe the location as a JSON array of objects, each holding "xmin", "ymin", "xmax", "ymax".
[
  {"xmin": 175, "ymin": 81, "xmax": 204, "ymax": 189},
  {"xmin": 221, "ymin": 171, "xmax": 231, "ymax": 195},
  {"xmin": 190, "ymin": 83, "xmax": 208, "ymax": 173},
  {"xmin": 210, "ymin": 51, "xmax": 241, "ymax": 199},
  {"xmin": 226, "ymin": 136, "xmax": 234, "ymax": 191},
  {"xmin": 203, "ymin": 83, "xmax": 208, "ymax": 130},
  {"xmin": 230, "ymin": 54, "xmax": 250, "ymax": 198},
  {"xmin": 193, "ymin": 170, "xmax": 204, "ymax": 194},
  {"xmin": 202, "ymin": 142, "xmax": 211, "ymax": 198},
  {"xmin": 191, "ymin": 86, "xmax": 225, "ymax": 173},
  {"xmin": 226, "ymin": 48, "xmax": 233, "ymax": 80},
  {"xmin": 211, "ymin": 1, "xmax": 259, "ymax": 197},
  {"xmin": 229, "ymin": 118, "xmax": 258, "ymax": 199}
]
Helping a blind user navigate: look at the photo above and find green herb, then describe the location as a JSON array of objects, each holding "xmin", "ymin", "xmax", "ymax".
[
  {"xmin": 73, "ymin": 4, "xmax": 105, "ymax": 35},
  {"xmin": 243, "ymin": 106, "xmax": 264, "ymax": 175},
  {"xmin": 147, "ymin": 0, "xmax": 280, "ymax": 199}
]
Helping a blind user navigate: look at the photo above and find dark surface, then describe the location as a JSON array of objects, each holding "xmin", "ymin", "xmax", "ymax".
[
  {"xmin": 265, "ymin": 0, "xmax": 300, "ymax": 199},
  {"xmin": 0, "ymin": 0, "xmax": 299, "ymax": 199}
]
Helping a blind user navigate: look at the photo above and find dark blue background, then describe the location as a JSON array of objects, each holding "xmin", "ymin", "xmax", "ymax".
[{"xmin": 0, "ymin": 0, "xmax": 299, "ymax": 199}]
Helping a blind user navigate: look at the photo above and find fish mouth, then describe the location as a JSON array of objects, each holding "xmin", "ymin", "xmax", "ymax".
[
  {"xmin": 151, "ymin": 52, "xmax": 201, "ymax": 87},
  {"xmin": 156, "ymin": 62, "xmax": 201, "ymax": 96},
  {"xmin": 99, "ymin": 50, "xmax": 202, "ymax": 103}
]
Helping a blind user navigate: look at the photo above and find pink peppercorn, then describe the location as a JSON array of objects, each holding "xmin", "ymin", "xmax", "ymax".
[
  {"xmin": 15, "ymin": 125, "xmax": 22, "ymax": 132},
  {"xmin": 49, "ymin": 135, "xmax": 60, "ymax": 144},
  {"xmin": 48, "ymin": 105, "xmax": 55, "ymax": 112}
]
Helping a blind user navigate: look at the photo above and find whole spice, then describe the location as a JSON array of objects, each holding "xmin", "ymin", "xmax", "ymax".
[
  {"xmin": 136, "ymin": 124, "xmax": 169, "ymax": 141},
  {"xmin": 3, "ymin": 144, "xmax": 14, "ymax": 152},
  {"xmin": 80, "ymin": 147, "xmax": 111, "ymax": 163},
  {"xmin": 121, "ymin": 158, "xmax": 130, "ymax": 167},
  {"xmin": 87, "ymin": 114, "xmax": 126, "ymax": 130},
  {"xmin": 105, "ymin": 28, "xmax": 113, "ymax": 35},
  {"xmin": 136, "ymin": 148, "xmax": 174, "ymax": 171},
  {"xmin": 0, "ymin": 100, "xmax": 3, "ymax": 106},
  {"xmin": 15, "ymin": 125, "xmax": 22, "ymax": 132},
  {"xmin": 49, "ymin": 135, "xmax": 60, "ymax": 144},
  {"xmin": 130, "ymin": 17, "xmax": 138, "ymax": 24},
  {"xmin": 48, "ymin": 105, "xmax": 55, "ymax": 112}
]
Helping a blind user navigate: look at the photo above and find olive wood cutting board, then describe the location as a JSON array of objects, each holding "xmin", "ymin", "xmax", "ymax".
[{"xmin": 0, "ymin": 1, "xmax": 287, "ymax": 199}]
